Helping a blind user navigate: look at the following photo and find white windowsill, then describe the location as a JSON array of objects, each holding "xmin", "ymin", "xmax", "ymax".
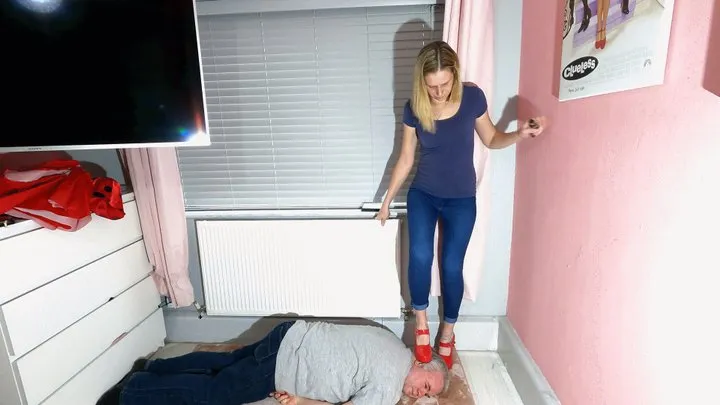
[{"xmin": 185, "ymin": 206, "xmax": 407, "ymax": 220}]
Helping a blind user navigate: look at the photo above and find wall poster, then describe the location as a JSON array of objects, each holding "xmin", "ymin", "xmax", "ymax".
[{"xmin": 559, "ymin": 0, "xmax": 676, "ymax": 101}]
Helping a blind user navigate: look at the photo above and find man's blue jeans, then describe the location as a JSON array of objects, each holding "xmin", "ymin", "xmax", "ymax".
[
  {"xmin": 406, "ymin": 188, "xmax": 476, "ymax": 323},
  {"xmin": 120, "ymin": 321, "xmax": 295, "ymax": 405}
]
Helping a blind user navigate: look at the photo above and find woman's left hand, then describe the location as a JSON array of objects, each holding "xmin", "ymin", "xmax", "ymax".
[{"xmin": 518, "ymin": 116, "xmax": 547, "ymax": 139}]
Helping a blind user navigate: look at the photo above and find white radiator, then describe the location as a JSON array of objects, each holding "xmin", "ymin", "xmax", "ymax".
[{"xmin": 196, "ymin": 218, "xmax": 402, "ymax": 318}]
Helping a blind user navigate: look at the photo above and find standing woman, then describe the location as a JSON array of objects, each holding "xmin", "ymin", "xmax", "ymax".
[
  {"xmin": 595, "ymin": 0, "xmax": 609, "ymax": 49},
  {"xmin": 375, "ymin": 41, "xmax": 546, "ymax": 368}
]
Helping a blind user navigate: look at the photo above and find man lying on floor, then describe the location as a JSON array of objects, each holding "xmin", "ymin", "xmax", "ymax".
[{"xmin": 97, "ymin": 319, "xmax": 449, "ymax": 405}]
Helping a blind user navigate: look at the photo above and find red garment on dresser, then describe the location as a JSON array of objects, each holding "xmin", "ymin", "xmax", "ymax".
[
  {"xmin": 89, "ymin": 176, "xmax": 125, "ymax": 220},
  {"xmin": 0, "ymin": 159, "xmax": 125, "ymax": 231}
]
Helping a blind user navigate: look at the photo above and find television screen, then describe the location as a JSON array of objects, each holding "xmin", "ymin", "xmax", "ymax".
[{"xmin": 0, "ymin": 0, "xmax": 209, "ymax": 152}]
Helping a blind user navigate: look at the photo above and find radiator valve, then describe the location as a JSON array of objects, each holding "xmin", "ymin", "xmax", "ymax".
[{"xmin": 193, "ymin": 301, "xmax": 207, "ymax": 319}]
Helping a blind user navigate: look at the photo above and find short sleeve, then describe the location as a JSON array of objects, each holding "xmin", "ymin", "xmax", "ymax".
[
  {"xmin": 350, "ymin": 384, "xmax": 401, "ymax": 405},
  {"xmin": 402, "ymin": 101, "xmax": 418, "ymax": 128},
  {"xmin": 467, "ymin": 84, "xmax": 488, "ymax": 118}
]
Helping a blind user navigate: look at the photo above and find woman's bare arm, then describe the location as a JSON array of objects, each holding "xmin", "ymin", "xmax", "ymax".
[
  {"xmin": 474, "ymin": 111, "xmax": 546, "ymax": 149},
  {"xmin": 474, "ymin": 111, "xmax": 522, "ymax": 149},
  {"xmin": 381, "ymin": 124, "xmax": 417, "ymax": 208}
]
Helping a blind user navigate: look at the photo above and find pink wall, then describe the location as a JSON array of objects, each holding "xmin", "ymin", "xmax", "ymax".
[
  {"xmin": 509, "ymin": 1, "xmax": 720, "ymax": 405},
  {"xmin": 705, "ymin": 0, "xmax": 720, "ymax": 96}
]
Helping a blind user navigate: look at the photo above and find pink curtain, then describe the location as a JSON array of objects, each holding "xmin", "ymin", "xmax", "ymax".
[
  {"xmin": 121, "ymin": 148, "xmax": 195, "ymax": 307},
  {"xmin": 429, "ymin": 0, "xmax": 495, "ymax": 302}
]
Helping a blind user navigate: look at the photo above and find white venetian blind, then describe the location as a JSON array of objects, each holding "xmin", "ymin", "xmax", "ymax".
[{"xmin": 178, "ymin": 4, "xmax": 443, "ymax": 210}]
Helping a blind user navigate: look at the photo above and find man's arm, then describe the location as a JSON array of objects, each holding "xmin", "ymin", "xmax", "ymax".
[
  {"xmin": 271, "ymin": 392, "xmax": 353, "ymax": 405},
  {"xmin": 296, "ymin": 399, "xmax": 352, "ymax": 405},
  {"xmin": 273, "ymin": 385, "xmax": 390, "ymax": 405}
]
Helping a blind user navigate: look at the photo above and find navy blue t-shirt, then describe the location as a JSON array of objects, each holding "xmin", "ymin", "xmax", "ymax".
[{"xmin": 403, "ymin": 84, "xmax": 488, "ymax": 198}]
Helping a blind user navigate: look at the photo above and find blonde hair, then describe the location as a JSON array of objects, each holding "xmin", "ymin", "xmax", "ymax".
[{"xmin": 411, "ymin": 41, "xmax": 463, "ymax": 133}]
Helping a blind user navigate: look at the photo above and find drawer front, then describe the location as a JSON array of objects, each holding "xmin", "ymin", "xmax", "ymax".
[
  {"xmin": 0, "ymin": 200, "xmax": 143, "ymax": 304},
  {"xmin": 1, "ymin": 240, "xmax": 152, "ymax": 359},
  {"xmin": 0, "ymin": 324, "xmax": 23, "ymax": 405},
  {"xmin": 16, "ymin": 277, "xmax": 160, "ymax": 405},
  {"xmin": 41, "ymin": 309, "xmax": 166, "ymax": 405}
]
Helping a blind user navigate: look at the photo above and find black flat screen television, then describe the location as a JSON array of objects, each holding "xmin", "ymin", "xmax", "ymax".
[{"xmin": 0, "ymin": 0, "xmax": 210, "ymax": 152}]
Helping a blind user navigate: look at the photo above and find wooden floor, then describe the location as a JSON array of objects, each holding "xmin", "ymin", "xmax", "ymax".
[
  {"xmin": 151, "ymin": 345, "xmax": 524, "ymax": 405},
  {"xmin": 457, "ymin": 352, "xmax": 524, "ymax": 405}
]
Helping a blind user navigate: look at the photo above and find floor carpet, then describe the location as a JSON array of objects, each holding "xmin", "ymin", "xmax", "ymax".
[{"xmin": 191, "ymin": 343, "xmax": 475, "ymax": 405}]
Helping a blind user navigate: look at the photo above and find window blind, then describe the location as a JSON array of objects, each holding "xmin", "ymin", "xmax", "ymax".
[{"xmin": 178, "ymin": 5, "xmax": 444, "ymax": 210}]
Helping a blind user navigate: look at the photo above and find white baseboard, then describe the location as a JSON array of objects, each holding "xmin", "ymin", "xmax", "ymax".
[
  {"xmin": 497, "ymin": 317, "xmax": 561, "ymax": 405},
  {"xmin": 163, "ymin": 310, "xmax": 499, "ymax": 351}
]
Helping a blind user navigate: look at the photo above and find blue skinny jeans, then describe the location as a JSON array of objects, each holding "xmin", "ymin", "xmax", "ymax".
[{"xmin": 406, "ymin": 188, "xmax": 476, "ymax": 323}]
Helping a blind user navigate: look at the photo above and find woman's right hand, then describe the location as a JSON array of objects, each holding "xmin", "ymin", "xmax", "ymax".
[{"xmin": 375, "ymin": 205, "xmax": 390, "ymax": 226}]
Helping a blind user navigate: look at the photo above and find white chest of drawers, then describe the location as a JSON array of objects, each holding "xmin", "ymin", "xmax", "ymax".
[{"xmin": 0, "ymin": 193, "xmax": 167, "ymax": 405}]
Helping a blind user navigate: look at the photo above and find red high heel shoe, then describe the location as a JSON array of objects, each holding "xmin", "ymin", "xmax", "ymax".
[
  {"xmin": 414, "ymin": 328, "xmax": 432, "ymax": 363},
  {"xmin": 438, "ymin": 334, "xmax": 455, "ymax": 369}
]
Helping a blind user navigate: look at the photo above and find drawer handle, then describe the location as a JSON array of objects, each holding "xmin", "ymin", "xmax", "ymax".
[{"xmin": 111, "ymin": 332, "xmax": 128, "ymax": 346}]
